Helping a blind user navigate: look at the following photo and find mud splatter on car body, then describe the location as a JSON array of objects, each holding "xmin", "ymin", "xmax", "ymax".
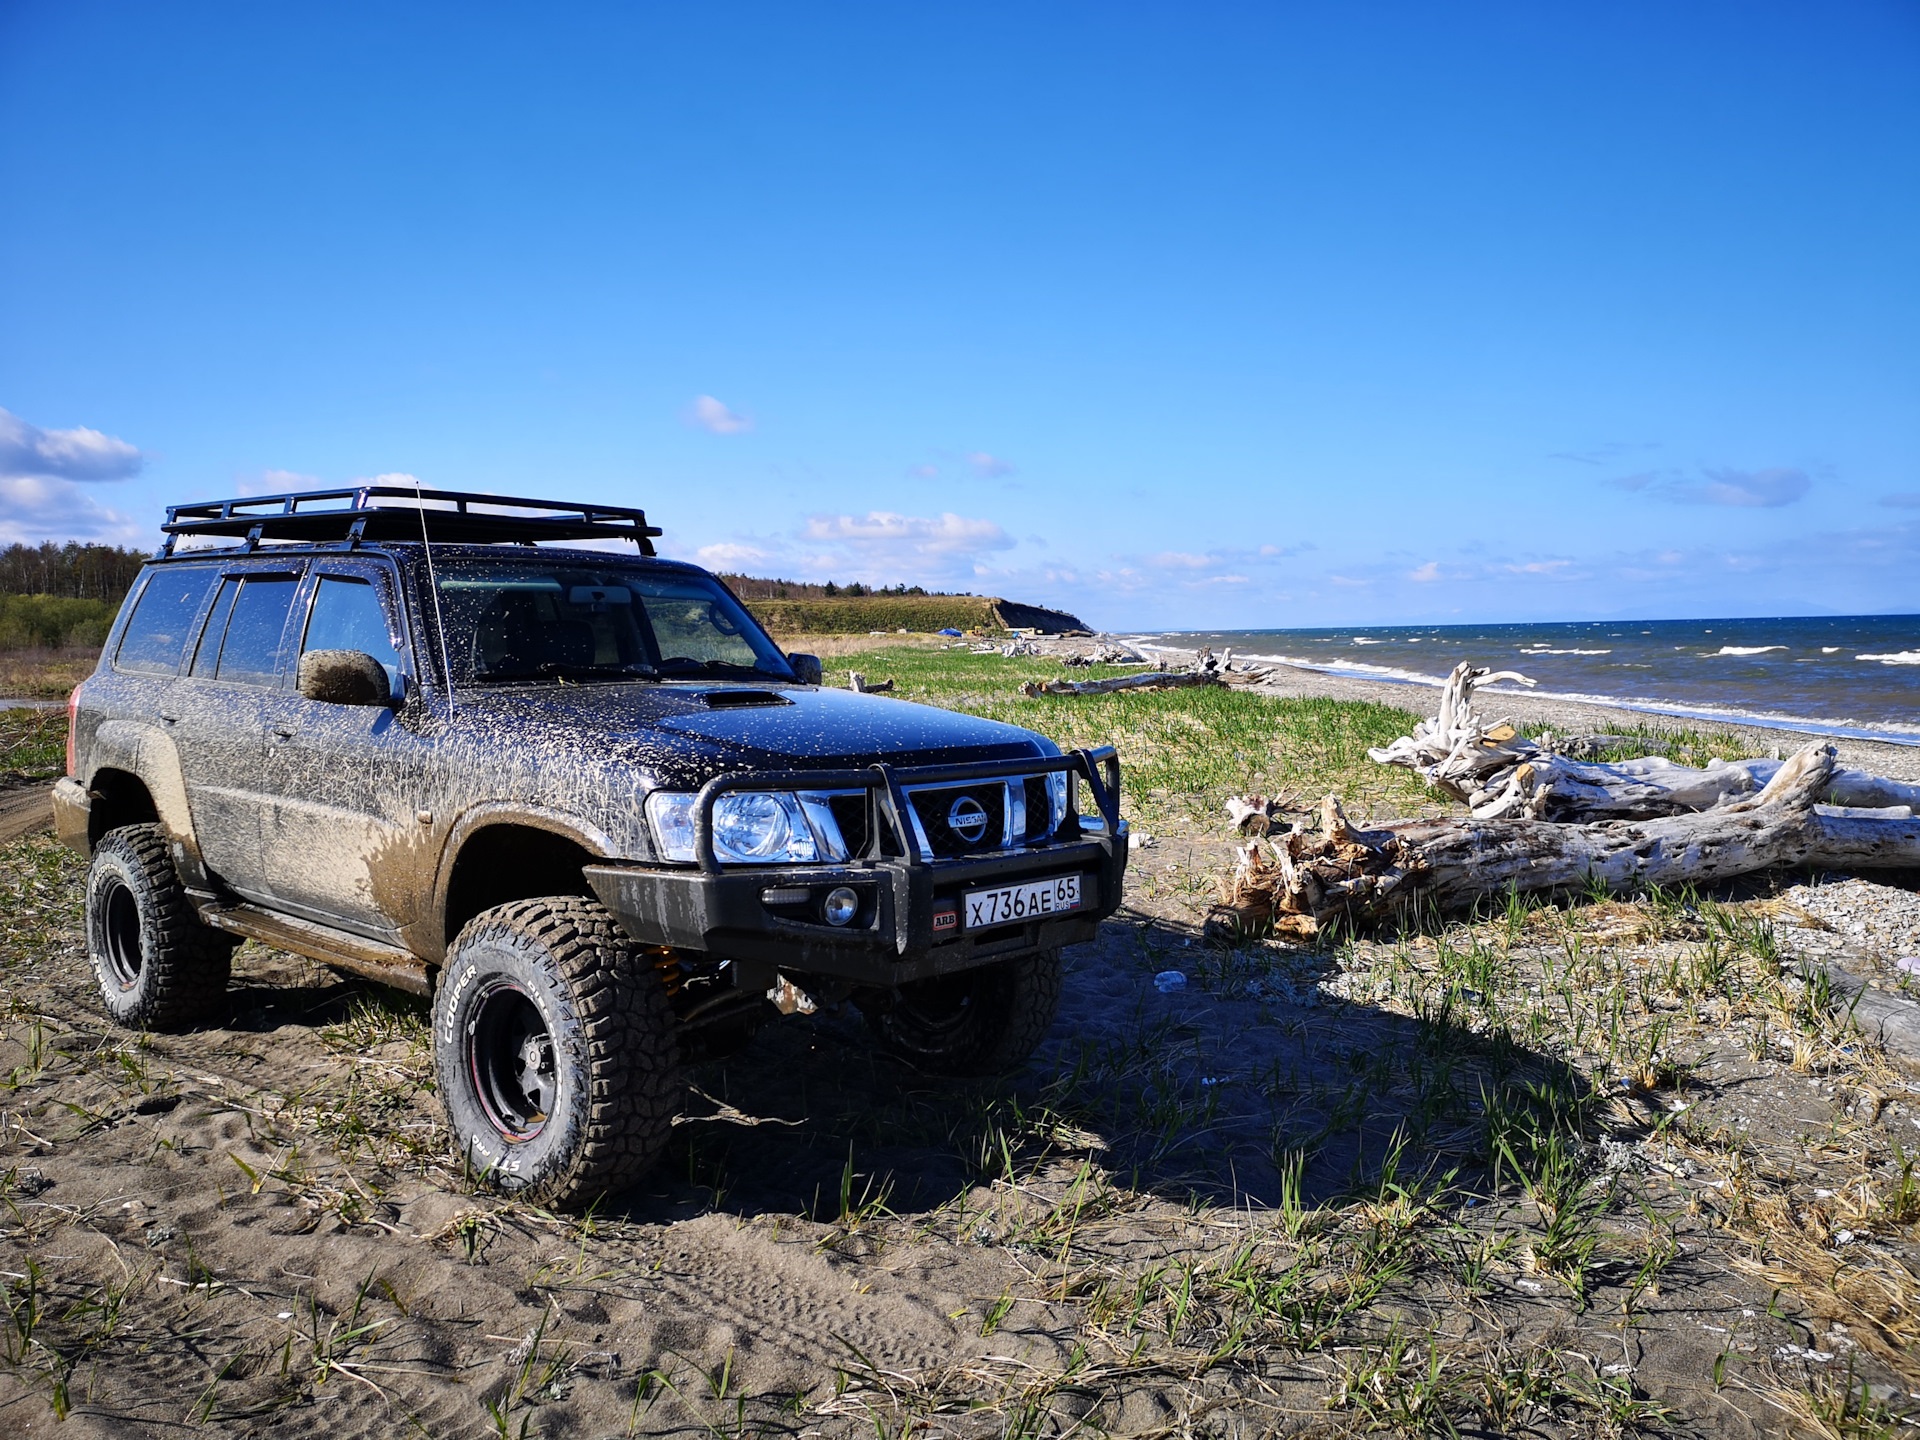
[{"xmin": 56, "ymin": 492, "xmax": 1127, "ymax": 1195}]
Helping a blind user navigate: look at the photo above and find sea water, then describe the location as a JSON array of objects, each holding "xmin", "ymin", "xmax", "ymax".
[{"xmin": 1126, "ymin": 615, "xmax": 1920, "ymax": 743}]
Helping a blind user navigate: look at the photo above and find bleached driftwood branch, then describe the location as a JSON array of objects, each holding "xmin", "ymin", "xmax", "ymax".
[
  {"xmin": 1213, "ymin": 743, "xmax": 1920, "ymax": 940},
  {"xmin": 1020, "ymin": 671, "xmax": 1222, "ymax": 698},
  {"xmin": 1367, "ymin": 660, "xmax": 1920, "ymax": 822}
]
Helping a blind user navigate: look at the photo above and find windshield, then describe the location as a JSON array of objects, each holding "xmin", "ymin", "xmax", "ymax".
[{"xmin": 431, "ymin": 560, "xmax": 793, "ymax": 685}]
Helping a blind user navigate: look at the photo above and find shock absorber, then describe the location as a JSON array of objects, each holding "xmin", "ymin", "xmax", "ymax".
[{"xmin": 648, "ymin": 946, "xmax": 685, "ymax": 999}]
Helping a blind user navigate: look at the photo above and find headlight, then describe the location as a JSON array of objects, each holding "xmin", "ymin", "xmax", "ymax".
[
  {"xmin": 1046, "ymin": 772, "xmax": 1069, "ymax": 829},
  {"xmin": 645, "ymin": 790, "xmax": 820, "ymax": 864}
]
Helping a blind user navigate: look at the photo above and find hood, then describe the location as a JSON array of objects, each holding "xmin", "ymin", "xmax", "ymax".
[{"xmin": 457, "ymin": 682, "xmax": 1053, "ymax": 783}]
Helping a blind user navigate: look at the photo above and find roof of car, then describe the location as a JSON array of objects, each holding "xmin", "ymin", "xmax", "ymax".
[{"xmin": 157, "ymin": 485, "xmax": 663, "ymax": 556}]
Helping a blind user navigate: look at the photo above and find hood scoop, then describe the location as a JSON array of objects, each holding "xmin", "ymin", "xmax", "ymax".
[{"xmin": 698, "ymin": 689, "xmax": 792, "ymax": 709}]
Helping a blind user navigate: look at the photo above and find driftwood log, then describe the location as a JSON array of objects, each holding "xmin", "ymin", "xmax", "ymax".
[
  {"xmin": 1367, "ymin": 661, "xmax": 1920, "ymax": 822},
  {"xmin": 1020, "ymin": 671, "xmax": 1222, "ymax": 698},
  {"xmin": 1211, "ymin": 743, "xmax": 1920, "ymax": 940}
]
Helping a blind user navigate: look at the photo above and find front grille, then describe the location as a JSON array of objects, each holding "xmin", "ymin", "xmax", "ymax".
[
  {"xmin": 827, "ymin": 794, "xmax": 870, "ymax": 857},
  {"xmin": 1022, "ymin": 777, "xmax": 1052, "ymax": 842},
  {"xmin": 907, "ymin": 783, "xmax": 1007, "ymax": 858}
]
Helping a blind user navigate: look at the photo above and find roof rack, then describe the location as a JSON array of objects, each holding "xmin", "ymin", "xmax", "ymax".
[{"xmin": 158, "ymin": 486, "xmax": 664, "ymax": 557}]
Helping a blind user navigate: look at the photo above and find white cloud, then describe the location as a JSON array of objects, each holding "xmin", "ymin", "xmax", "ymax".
[
  {"xmin": 0, "ymin": 407, "xmax": 143, "ymax": 483},
  {"xmin": 1408, "ymin": 561, "xmax": 1441, "ymax": 582},
  {"xmin": 0, "ymin": 475, "xmax": 145, "ymax": 546},
  {"xmin": 966, "ymin": 451, "xmax": 1013, "ymax": 478},
  {"xmin": 685, "ymin": 395, "xmax": 753, "ymax": 435},
  {"xmin": 805, "ymin": 511, "xmax": 1013, "ymax": 559},
  {"xmin": 907, "ymin": 463, "xmax": 939, "ymax": 479},
  {"xmin": 1609, "ymin": 464, "xmax": 1810, "ymax": 508},
  {"xmin": 1150, "ymin": 551, "xmax": 1218, "ymax": 569},
  {"xmin": 1506, "ymin": 559, "xmax": 1571, "ymax": 575},
  {"xmin": 1327, "ymin": 574, "xmax": 1369, "ymax": 587},
  {"xmin": 695, "ymin": 541, "xmax": 771, "ymax": 567},
  {"xmin": 1693, "ymin": 467, "xmax": 1810, "ymax": 507}
]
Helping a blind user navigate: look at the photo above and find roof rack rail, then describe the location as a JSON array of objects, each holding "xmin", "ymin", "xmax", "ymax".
[{"xmin": 157, "ymin": 486, "xmax": 664, "ymax": 557}]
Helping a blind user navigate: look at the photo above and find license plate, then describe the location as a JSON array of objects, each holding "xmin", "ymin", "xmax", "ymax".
[{"xmin": 963, "ymin": 874, "xmax": 1082, "ymax": 929}]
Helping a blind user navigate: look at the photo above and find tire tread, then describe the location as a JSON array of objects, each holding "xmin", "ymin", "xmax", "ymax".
[
  {"xmin": 440, "ymin": 897, "xmax": 681, "ymax": 1206},
  {"xmin": 88, "ymin": 824, "xmax": 233, "ymax": 1029}
]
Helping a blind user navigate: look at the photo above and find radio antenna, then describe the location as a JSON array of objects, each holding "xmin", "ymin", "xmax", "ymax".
[{"xmin": 413, "ymin": 477, "xmax": 456, "ymax": 719}]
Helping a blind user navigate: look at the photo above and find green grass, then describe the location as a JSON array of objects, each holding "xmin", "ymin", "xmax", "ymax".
[
  {"xmin": 747, "ymin": 594, "xmax": 1008, "ymax": 636},
  {"xmin": 828, "ymin": 646, "xmax": 1440, "ymax": 825},
  {"xmin": 0, "ymin": 708, "xmax": 64, "ymax": 782},
  {"xmin": 1573, "ymin": 721, "xmax": 1764, "ymax": 770}
]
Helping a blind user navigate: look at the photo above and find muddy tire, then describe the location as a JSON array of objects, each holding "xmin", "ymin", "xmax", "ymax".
[
  {"xmin": 862, "ymin": 948, "xmax": 1063, "ymax": 1076},
  {"xmin": 433, "ymin": 897, "xmax": 682, "ymax": 1208},
  {"xmin": 85, "ymin": 824, "xmax": 235, "ymax": 1030}
]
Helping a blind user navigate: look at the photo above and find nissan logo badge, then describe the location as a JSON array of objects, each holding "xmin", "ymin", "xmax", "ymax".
[{"xmin": 947, "ymin": 794, "xmax": 990, "ymax": 844}]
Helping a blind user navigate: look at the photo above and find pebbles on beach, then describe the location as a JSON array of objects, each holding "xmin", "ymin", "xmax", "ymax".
[{"xmin": 1771, "ymin": 875, "xmax": 1920, "ymax": 982}]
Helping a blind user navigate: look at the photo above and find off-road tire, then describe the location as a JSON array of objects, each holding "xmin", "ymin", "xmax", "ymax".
[
  {"xmin": 433, "ymin": 897, "xmax": 682, "ymax": 1208},
  {"xmin": 85, "ymin": 824, "xmax": 235, "ymax": 1030},
  {"xmin": 861, "ymin": 948, "xmax": 1063, "ymax": 1076}
]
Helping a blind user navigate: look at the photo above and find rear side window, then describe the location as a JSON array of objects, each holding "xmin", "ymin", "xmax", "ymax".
[
  {"xmin": 113, "ymin": 568, "xmax": 217, "ymax": 675},
  {"xmin": 188, "ymin": 578, "xmax": 240, "ymax": 678},
  {"xmin": 204, "ymin": 575, "xmax": 300, "ymax": 687}
]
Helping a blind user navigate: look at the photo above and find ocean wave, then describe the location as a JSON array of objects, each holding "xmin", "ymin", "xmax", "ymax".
[
  {"xmin": 1859, "ymin": 651, "xmax": 1920, "ymax": 666},
  {"xmin": 1518, "ymin": 648, "xmax": 1611, "ymax": 655},
  {"xmin": 1351, "ymin": 637, "xmax": 1382, "ymax": 644},
  {"xmin": 1506, "ymin": 687, "xmax": 1920, "ymax": 743},
  {"xmin": 1710, "ymin": 645, "xmax": 1787, "ymax": 656}
]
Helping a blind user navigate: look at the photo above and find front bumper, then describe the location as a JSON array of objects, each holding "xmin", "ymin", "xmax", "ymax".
[{"xmin": 583, "ymin": 747, "xmax": 1127, "ymax": 986}]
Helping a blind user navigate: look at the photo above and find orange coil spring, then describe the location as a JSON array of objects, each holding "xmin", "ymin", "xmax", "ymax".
[{"xmin": 649, "ymin": 946, "xmax": 685, "ymax": 997}]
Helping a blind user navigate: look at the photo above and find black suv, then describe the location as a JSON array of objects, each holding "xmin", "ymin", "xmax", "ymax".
[{"xmin": 55, "ymin": 487, "xmax": 1127, "ymax": 1205}]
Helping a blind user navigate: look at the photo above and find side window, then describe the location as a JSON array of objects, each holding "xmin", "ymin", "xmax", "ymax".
[
  {"xmin": 302, "ymin": 576, "xmax": 402, "ymax": 690},
  {"xmin": 210, "ymin": 576, "xmax": 300, "ymax": 687},
  {"xmin": 113, "ymin": 568, "xmax": 217, "ymax": 675},
  {"xmin": 189, "ymin": 578, "xmax": 241, "ymax": 678}
]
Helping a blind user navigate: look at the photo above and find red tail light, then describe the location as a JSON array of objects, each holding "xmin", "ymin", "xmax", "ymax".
[{"xmin": 66, "ymin": 685, "xmax": 81, "ymax": 777}]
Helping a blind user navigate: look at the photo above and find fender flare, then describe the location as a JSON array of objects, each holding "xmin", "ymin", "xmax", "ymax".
[
  {"xmin": 87, "ymin": 719, "xmax": 207, "ymax": 885},
  {"xmin": 414, "ymin": 802, "xmax": 623, "ymax": 963}
]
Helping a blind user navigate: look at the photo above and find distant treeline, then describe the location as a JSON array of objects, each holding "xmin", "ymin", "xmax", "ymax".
[
  {"xmin": 719, "ymin": 574, "xmax": 959, "ymax": 601},
  {"xmin": 745, "ymin": 593, "xmax": 1092, "ymax": 636},
  {"xmin": 0, "ymin": 595, "xmax": 120, "ymax": 651},
  {"xmin": 0, "ymin": 542, "xmax": 149, "ymax": 601}
]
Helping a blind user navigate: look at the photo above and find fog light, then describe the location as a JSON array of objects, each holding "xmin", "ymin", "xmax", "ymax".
[{"xmin": 822, "ymin": 887, "xmax": 859, "ymax": 926}]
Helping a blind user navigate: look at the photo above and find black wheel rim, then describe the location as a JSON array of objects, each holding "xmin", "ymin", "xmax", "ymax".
[
  {"xmin": 466, "ymin": 980, "xmax": 556, "ymax": 1142},
  {"xmin": 99, "ymin": 876, "xmax": 144, "ymax": 990}
]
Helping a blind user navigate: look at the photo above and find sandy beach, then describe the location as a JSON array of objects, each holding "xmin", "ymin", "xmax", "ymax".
[{"xmin": 6, "ymin": 643, "xmax": 1920, "ymax": 1434}]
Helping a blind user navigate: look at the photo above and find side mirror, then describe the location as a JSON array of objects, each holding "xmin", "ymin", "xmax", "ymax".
[
  {"xmin": 787, "ymin": 652, "xmax": 823, "ymax": 686},
  {"xmin": 297, "ymin": 649, "xmax": 393, "ymax": 707}
]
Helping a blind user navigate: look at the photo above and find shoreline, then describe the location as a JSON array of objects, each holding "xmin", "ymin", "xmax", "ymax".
[{"xmin": 1094, "ymin": 637, "xmax": 1920, "ymax": 782}]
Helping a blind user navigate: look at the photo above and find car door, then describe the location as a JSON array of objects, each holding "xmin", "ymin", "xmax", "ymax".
[
  {"xmin": 255, "ymin": 559, "xmax": 430, "ymax": 937},
  {"xmin": 170, "ymin": 565, "xmax": 306, "ymax": 902}
]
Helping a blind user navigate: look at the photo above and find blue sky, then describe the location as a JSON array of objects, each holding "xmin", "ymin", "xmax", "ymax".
[{"xmin": 2, "ymin": 2, "xmax": 1916, "ymax": 630}]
